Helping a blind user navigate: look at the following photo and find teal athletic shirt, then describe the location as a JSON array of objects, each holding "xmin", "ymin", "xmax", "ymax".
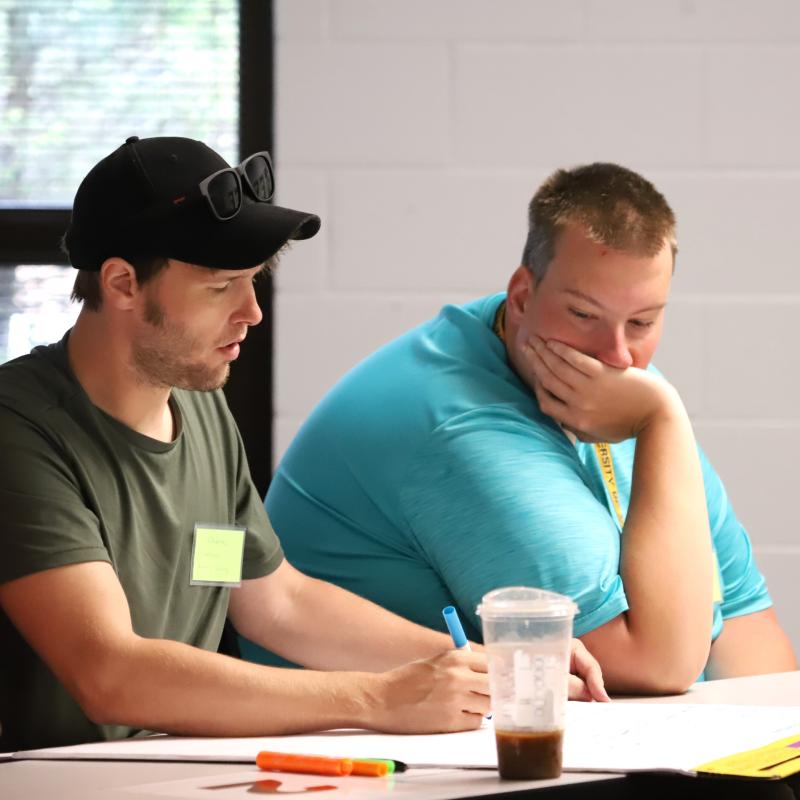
[{"xmin": 242, "ymin": 294, "xmax": 771, "ymax": 671}]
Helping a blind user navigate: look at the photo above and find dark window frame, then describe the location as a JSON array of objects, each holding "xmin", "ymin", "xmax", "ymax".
[{"xmin": 0, "ymin": 0, "xmax": 275, "ymax": 496}]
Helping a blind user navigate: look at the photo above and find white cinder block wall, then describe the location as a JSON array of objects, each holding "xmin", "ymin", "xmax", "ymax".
[{"xmin": 273, "ymin": 0, "xmax": 800, "ymax": 653}]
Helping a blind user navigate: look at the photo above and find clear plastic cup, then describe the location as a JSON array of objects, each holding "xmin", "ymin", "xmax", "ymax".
[{"xmin": 477, "ymin": 586, "xmax": 578, "ymax": 780}]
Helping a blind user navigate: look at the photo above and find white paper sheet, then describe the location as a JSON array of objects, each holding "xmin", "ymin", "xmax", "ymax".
[
  {"xmin": 13, "ymin": 703, "xmax": 800, "ymax": 776},
  {"xmin": 15, "ymin": 725, "xmax": 497, "ymax": 768},
  {"xmin": 564, "ymin": 702, "xmax": 800, "ymax": 774}
]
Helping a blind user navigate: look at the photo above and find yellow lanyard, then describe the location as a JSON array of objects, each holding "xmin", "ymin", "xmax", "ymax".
[
  {"xmin": 594, "ymin": 442, "xmax": 626, "ymax": 529},
  {"xmin": 594, "ymin": 442, "xmax": 722, "ymax": 602}
]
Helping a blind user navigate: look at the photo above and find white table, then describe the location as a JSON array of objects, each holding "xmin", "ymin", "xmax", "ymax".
[
  {"xmin": 0, "ymin": 759, "xmax": 624, "ymax": 800},
  {"xmin": 616, "ymin": 669, "xmax": 799, "ymax": 707},
  {"xmin": 2, "ymin": 672, "xmax": 798, "ymax": 800}
]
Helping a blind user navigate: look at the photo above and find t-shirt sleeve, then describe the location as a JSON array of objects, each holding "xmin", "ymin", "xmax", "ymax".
[
  {"xmin": 0, "ymin": 407, "xmax": 111, "ymax": 585},
  {"xmin": 699, "ymin": 443, "xmax": 772, "ymax": 621},
  {"xmin": 399, "ymin": 406, "xmax": 629, "ymax": 638},
  {"xmin": 230, "ymin": 425, "xmax": 284, "ymax": 580}
]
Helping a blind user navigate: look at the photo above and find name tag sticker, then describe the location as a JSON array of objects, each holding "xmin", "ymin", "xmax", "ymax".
[{"xmin": 190, "ymin": 524, "xmax": 246, "ymax": 587}]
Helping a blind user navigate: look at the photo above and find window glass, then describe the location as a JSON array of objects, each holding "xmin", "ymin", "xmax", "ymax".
[
  {"xmin": 0, "ymin": 265, "xmax": 78, "ymax": 362},
  {"xmin": 0, "ymin": 0, "xmax": 239, "ymax": 208}
]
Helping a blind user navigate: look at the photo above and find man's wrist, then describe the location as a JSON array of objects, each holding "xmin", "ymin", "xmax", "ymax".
[
  {"xmin": 639, "ymin": 381, "xmax": 686, "ymax": 433},
  {"xmin": 342, "ymin": 671, "xmax": 387, "ymax": 730}
]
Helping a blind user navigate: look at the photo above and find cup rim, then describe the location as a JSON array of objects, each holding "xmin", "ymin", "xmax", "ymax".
[{"xmin": 476, "ymin": 585, "xmax": 578, "ymax": 619}]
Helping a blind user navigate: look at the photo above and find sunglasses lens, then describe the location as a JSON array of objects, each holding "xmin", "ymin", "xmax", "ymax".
[
  {"xmin": 244, "ymin": 154, "xmax": 274, "ymax": 201},
  {"xmin": 207, "ymin": 170, "xmax": 241, "ymax": 220}
]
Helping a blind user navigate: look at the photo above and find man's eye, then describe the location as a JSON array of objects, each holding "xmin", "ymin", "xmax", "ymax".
[{"xmin": 210, "ymin": 284, "xmax": 231, "ymax": 293}]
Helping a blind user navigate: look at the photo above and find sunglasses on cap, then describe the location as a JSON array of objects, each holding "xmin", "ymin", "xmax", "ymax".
[{"xmin": 198, "ymin": 151, "xmax": 275, "ymax": 221}]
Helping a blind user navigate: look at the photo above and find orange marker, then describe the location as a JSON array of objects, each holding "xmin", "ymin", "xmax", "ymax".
[
  {"xmin": 256, "ymin": 751, "xmax": 353, "ymax": 776},
  {"xmin": 351, "ymin": 760, "xmax": 390, "ymax": 777}
]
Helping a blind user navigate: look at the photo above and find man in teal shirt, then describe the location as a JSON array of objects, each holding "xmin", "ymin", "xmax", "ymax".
[{"xmin": 249, "ymin": 163, "xmax": 796, "ymax": 693}]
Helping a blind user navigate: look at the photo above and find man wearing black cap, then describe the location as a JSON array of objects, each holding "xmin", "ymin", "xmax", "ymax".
[{"xmin": 0, "ymin": 136, "xmax": 591, "ymax": 752}]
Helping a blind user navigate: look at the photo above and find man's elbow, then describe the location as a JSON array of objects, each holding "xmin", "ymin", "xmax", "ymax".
[
  {"xmin": 625, "ymin": 666, "xmax": 699, "ymax": 696},
  {"xmin": 614, "ymin": 638, "xmax": 711, "ymax": 695},
  {"xmin": 69, "ymin": 648, "xmax": 138, "ymax": 726},
  {"xmin": 602, "ymin": 658, "xmax": 701, "ymax": 696},
  {"xmin": 588, "ymin": 617, "xmax": 709, "ymax": 696}
]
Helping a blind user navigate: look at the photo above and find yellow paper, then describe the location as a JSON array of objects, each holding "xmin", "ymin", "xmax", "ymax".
[
  {"xmin": 190, "ymin": 525, "xmax": 245, "ymax": 586},
  {"xmin": 695, "ymin": 733, "xmax": 800, "ymax": 779}
]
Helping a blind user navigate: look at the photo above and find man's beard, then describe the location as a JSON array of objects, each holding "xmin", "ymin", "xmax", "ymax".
[{"xmin": 131, "ymin": 297, "xmax": 230, "ymax": 392}]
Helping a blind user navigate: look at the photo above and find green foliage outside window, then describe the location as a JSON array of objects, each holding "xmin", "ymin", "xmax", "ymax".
[{"xmin": 0, "ymin": 0, "xmax": 239, "ymax": 206}]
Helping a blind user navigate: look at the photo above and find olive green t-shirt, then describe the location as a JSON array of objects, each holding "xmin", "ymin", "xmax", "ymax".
[{"xmin": 0, "ymin": 334, "xmax": 284, "ymax": 751}]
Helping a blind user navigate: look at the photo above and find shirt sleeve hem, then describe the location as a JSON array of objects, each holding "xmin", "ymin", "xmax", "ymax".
[
  {"xmin": 573, "ymin": 596, "xmax": 629, "ymax": 638},
  {"xmin": 0, "ymin": 547, "xmax": 111, "ymax": 586},
  {"xmin": 720, "ymin": 593, "xmax": 773, "ymax": 621},
  {"xmin": 242, "ymin": 544, "xmax": 285, "ymax": 581}
]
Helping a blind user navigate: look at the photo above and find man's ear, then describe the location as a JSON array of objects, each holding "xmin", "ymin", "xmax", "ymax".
[
  {"xmin": 505, "ymin": 266, "xmax": 534, "ymax": 325},
  {"xmin": 99, "ymin": 258, "xmax": 138, "ymax": 311}
]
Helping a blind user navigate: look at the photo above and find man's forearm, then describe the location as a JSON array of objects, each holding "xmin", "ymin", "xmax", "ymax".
[
  {"xmin": 79, "ymin": 633, "xmax": 493, "ymax": 737},
  {"xmin": 584, "ymin": 392, "xmax": 715, "ymax": 694},
  {"xmin": 231, "ymin": 563, "xmax": 455, "ymax": 671},
  {"xmin": 621, "ymin": 402, "xmax": 714, "ymax": 686},
  {"xmin": 231, "ymin": 564, "xmax": 608, "ymax": 701},
  {"xmin": 80, "ymin": 636, "xmax": 380, "ymax": 736},
  {"xmin": 0, "ymin": 560, "xmax": 488, "ymax": 738}
]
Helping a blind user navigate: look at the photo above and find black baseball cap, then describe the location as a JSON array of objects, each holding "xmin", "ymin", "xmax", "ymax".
[{"xmin": 63, "ymin": 136, "xmax": 321, "ymax": 271}]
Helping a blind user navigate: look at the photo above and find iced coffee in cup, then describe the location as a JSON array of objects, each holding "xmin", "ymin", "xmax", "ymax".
[{"xmin": 477, "ymin": 586, "xmax": 577, "ymax": 780}]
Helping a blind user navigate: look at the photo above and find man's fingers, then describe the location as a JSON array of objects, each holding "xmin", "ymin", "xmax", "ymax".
[
  {"xmin": 443, "ymin": 648, "xmax": 488, "ymax": 674},
  {"xmin": 459, "ymin": 710, "xmax": 488, "ymax": 730},
  {"xmin": 465, "ymin": 691, "xmax": 492, "ymax": 715},
  {"xmin": 568, "ymin": 674, "xmax": 592, "ymax": 701},
  {"xmin": 463, "ymin": 650, "xmax": 489, "ymax": 674},
  {"xmin": 571, "ymin": 639, "xmax": 610, "ymax": 702},
  {"xmin": 441, "ymin": 650, "xmax": 490, "ymax": 695},
  {"xmin": 544, "ymin": 339, "xmax": 601, "ymax": 378},
  {"xmin": 523, "ymin": 340, "xmax": 575, "ymax": 402},
  {"xmin": 532, "ymin": 381, "xmax": 567, "ymax": 424}
]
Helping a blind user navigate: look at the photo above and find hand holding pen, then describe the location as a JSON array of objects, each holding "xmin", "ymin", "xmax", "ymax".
[{"xmin": 360, "ymin": 606, "xmax": 489, "ymax": 733}]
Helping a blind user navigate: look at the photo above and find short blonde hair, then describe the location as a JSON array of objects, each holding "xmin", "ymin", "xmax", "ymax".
[{"xmin": 521, "ymin": 163, "xmax": 677, "ymax": 280}]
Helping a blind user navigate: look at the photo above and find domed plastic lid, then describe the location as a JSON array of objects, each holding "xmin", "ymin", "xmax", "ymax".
[{"xmin": 476, "ymin": 586, "xmax": 578, "ymax": 619}]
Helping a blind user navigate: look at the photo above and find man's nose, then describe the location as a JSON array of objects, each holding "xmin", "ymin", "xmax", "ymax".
[
  {"xmin": 596, "ymin": 329, "xmax": 633, "ymax": 369},
  {"xmin": 236, "ymin": 282, "xmax": 263, "ymax": 327}
]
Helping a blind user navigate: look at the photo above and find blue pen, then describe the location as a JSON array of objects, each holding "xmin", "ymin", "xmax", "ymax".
[
  {"xmin": 444, "ymin": 605, "xmax": 492, "ymax": 719},
  {"xmin": 442, "ymin": 605, "xmax": 471, "ymax": 651}
]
